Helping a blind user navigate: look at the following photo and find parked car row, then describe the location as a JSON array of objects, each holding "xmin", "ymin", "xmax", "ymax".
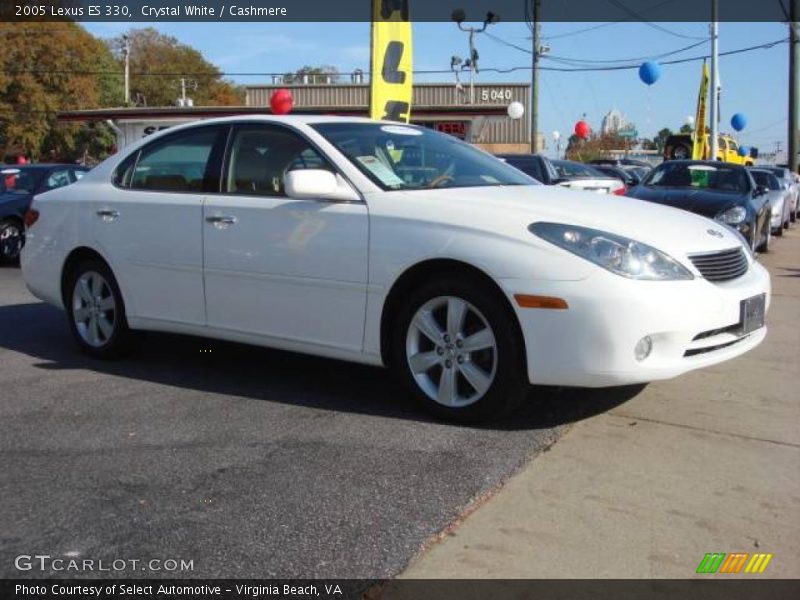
[
  {"xmin": 20, "ymin": 116, "xmax": 772, "ymax": 422},
  {"xmin": 497, "ymin": 154, "xmax": 626, "ymax": 195}
]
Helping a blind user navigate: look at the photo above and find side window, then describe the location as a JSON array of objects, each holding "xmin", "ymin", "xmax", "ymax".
[
  {"xmin": 718, "ymin": 137, "xmax": 727, "ymax": 151},
  {"xmin": 113, "ymin": 152, "xmax": 139, "ymax": 188},
  {"xmin": 131, "ymin": 128, "xmax": 223, "ymax": 193},
  {"xmin": 225, "ymin": 127, "xmax": 330, "ymax": 196},
  {"xmin": 42, "ymin": 169, "xmax": 71, "ymax": 191},
  {"xmin": 71, "ymin": 169, "xmax": 87, "ymax": 182}
]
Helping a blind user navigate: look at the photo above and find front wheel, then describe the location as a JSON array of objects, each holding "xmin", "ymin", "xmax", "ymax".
[
  {"xmin": 65, "ymin": 259, "xmax": 133, "ymax": 358},
  {"xmin": 0, "ymin": 219, "xmax": 23, "ymax": 265},
  {"xmin": 391, "ymin": 277, "xmax": 528, "ymax": 422},
  {"xmin": 757, "ymin": 220, "xmax": 771, "ymax": 253}
]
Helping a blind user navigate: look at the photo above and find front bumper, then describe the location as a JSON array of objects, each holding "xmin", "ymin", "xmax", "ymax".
[{"xmin": 501, "ymin": 259, "xmax": 771, "ymax": 387}]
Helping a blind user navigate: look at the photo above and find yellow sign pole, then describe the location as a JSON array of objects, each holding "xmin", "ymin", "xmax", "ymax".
[
  {"xmin": 692, "ymin": 61, "xmax": 710, "ymax": 160},
  {"xmin": 369, "ymin": 0, "xmax": 413, "ymax": 122}
]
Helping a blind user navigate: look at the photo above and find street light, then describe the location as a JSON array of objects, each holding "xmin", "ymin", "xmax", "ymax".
[{"xmin": 451, "ymin": 8, "xmax": 500, "ymax": 104}]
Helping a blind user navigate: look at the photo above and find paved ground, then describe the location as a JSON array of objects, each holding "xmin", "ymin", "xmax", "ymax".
[
  {"xmin": 397, "ymin": 228, "xmax": 800, "ymax": 580},
  {"xmin": 0, "ymin": 264, "xmax": 614, "ymax": 579}
]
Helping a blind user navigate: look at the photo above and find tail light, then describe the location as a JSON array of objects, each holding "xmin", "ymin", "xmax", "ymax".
[
  {"xmin": 24, "ymin": 209, "xmax": 39, "ymax": 229},
  {"xmin": 613, "ymin": 186, "xmax": 627, "ymax": 196}
]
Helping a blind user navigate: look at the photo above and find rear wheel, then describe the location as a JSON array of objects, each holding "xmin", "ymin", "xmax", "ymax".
[
  {"xmin": 0, "ymin": 218, "xmax": 23, "ymax": 265},
  {"xmin": 65, "ymin": 259, "xmax": 133, "ymax": 358},
  {"xmin": 391, "ymin": 277, "xmax": 528, "ymax": 423},
  {"xmin": 670, "ymin": 144, "xmax": 691, "ymax": 160}
]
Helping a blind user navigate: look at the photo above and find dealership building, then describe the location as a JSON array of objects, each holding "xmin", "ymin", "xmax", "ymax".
[{"xmin": 58, "ymin": 82, "xmax": 535, "ymax": 154}]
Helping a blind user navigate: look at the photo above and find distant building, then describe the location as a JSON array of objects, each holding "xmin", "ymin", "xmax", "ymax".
[{"xmin": 601, "ymin": 109, "xmax": 627, "ymax": 136}]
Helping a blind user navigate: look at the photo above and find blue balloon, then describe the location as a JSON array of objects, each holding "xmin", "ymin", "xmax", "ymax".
[
  {"xmin": 738, "ymin": 145, "xmax": 749, "ymax": 157},
  {"xmin": 639, "ymin": 61, "xmax": 662, "ymax": 86},
  {"xmin": 731, "ymin": 113, "xmax": 748, "ymax": 132}
]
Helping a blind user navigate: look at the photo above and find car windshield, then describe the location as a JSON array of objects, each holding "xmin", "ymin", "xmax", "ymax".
[
  {"xmin": 1, "ymin": 167, "xmax": 45, "ymax": 194},
  {"xmin": 751, "ymin": 171, "xmax": 781, "ymax": 191},
  {"xmin": 310, "ymin": 122, "xmax": 536, "ymax": 191},
  {"xmin": 552, "ymin": 160, "xmax": 607, "ymax": 179},
  {"xmin": 643, "ymin": 163, "xmax": 749, "ymax": 193}
]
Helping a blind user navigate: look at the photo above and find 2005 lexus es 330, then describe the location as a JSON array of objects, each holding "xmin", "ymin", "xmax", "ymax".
[{"xmin": 21, "ymin": 116, "xmax": 770, "ymax": 421}]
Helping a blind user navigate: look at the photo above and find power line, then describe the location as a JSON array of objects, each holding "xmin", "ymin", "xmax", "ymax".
[
  {"xmin": 542, "ymin": 0, "xmax": 683, "ymax": 41},
  {"xmin": 0, "ymin": 38, "xmax": 787, "ymax": 78},
  {"xmin": 604, "ymin": 0, "xmax": 708, "ymax": 40}
]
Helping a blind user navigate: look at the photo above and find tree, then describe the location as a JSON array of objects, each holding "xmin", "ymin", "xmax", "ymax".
[
  {"xmin": 0, "ymin": 22, "xmax": 118, "ymax": 162},
  {"xmin": 679, "ymin": 123, "xmax": 694, "ymax": 134},
  {"xmin": 565, "ymin": 132, "xmax": 633, "ymax": 162},
  {"xmin": 283, "ymin": 65, "xmax": 340, "ymax": 85},
  {"xmin": 107, "ymin": 28, "xmax": 243, "ymax": 107},
  {"xmin": 651, "ymin": 127, "xmax": 673, "ymax": 154}
]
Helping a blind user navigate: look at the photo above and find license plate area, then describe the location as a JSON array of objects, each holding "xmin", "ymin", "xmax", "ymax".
[{"xmin": 740, "ymin": 293, "xmax": 766, "ymax": 335}]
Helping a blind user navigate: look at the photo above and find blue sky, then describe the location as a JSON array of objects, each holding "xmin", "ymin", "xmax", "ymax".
[{"xmin": 84, "ymin": 20, "xmax": 790, "ymax": 157}]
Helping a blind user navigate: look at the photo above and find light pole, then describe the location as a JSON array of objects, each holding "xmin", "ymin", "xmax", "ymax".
[
  {"xmin": 121, "ymin": 34, "xmax": 130, "ymax": 106},
  {"xmin": 451, "ymin": 9, "xmax": 500, "ymax": 104},
  {"xmin": 709, "ymin": 0, "xmax": 719, "ymax": 161}
]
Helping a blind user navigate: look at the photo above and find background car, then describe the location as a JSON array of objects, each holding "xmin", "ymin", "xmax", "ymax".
[
  {"xmin": 0, "ymin": 164, "xmax": 88, "ymax": 264},
  {"xmin": 588, "ymin": 158, "xmax": 653, "ymax": 170},
  {"xmin": 551, "ymin": 160, "xmax": 626, "ymax": 195},
  {"xmin": 591, "ymin": 164, "xmax": 641, "ymax": 189},
  {"xmin": 768, "ymin": 166, "xmax": 799, "ymax": 222},
  {"xmin": 495, "ymin": 153, "xmax": 564, "ymax": 185},
  {"xmin": 663, "ymin": 133, "xmax": 756, "ymax": 165},
  {"xmin": 749, "ymin": 168, "xmax": 791, "ymax": 235},
  {"xmin": 626, "ymin": 160, "xmax": 772, "ymax": 252}
]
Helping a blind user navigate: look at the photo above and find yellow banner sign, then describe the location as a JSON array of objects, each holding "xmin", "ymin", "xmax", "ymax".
[
  {"xmin": 370, "ymin": 0, "xmax": 413, "ymax": 122},
  {"xmin": 692, "ymin": 61, "xmax": 710, "ymax": 160}
]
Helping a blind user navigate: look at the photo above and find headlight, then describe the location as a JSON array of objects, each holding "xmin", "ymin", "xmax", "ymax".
[
  {"xmin": 529, "ymin": 222, "xmax": 693, "ymax": 281},
  {"xmin": 716, "ymin": 206, "xmax": 747, "ymax": 225}
]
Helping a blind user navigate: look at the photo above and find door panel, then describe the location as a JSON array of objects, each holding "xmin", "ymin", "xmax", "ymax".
[
  {"xmin": 93, "ymin": 126, "xmax": 226, "ymax": 326},
  {"xmin": 203, "ymin": 124, "xmax": 369, "ymax": 352}
]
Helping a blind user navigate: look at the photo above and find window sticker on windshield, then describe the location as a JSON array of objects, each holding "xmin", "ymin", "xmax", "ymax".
[
  {"xmin": 356, "ymin": 156, "xmax": 405, "ymax": 186},
  {"xmin": 380, "ymin": 125, "xmax": 422, "ymax": 136}
]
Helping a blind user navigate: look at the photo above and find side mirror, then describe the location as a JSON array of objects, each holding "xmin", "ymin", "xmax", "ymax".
[
  {"xmin": 284, "ymin": 169, "xmax": 360, "ymax": 202},
  {"xmin": 754, "ymin": 185, "xmax": 768, "ymax": 197}
]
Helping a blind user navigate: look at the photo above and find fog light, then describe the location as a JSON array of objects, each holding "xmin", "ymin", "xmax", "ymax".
[{"xmin": 635, "ymin": 336, "xmax": 653, "ymax": 362}]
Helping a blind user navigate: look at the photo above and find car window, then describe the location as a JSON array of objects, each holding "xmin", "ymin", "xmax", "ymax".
[
  {"xmin": 312, "ymin": 122, "xmax": 535, "ymax": 191},
  {"xmin": 552, "ymin": 161, "xmax": 606, "ymax": 179},
  {"xmin": 644, "ymin": 163, "xmax": 748, "ymax": 193},
  {"xmin": 71, "ymin": 169, "xmax": 87, "ymax": 182},
  {"xmin": 718, "ymin": 137, "xmax": 727, "ymax": 150},
  {"xmin": 131, "ymin": 128, "xmax": 224, "ymax": 193},
  {"xmin": 225, "ymin": 127, "xmax": 331, "ymax": 197},
  {"xmin": 504, "ymin": 158, "xmax": 544, "ymax": 181},
  {"xmin": 1, "ymin": 168, "xmax": 44, "ymax": 194},
  {"xmin": 42, "ymin": 169, "xmax": 71, "ymax": 191},
  {"xmin": 751, "ymin": 171, "xmax": 781, "ymax": 191}
]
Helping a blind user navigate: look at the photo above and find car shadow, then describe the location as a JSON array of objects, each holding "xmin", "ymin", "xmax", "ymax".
[{"xmin": 0, "ymin": 302, "xmax": 645, "ymax": 431}]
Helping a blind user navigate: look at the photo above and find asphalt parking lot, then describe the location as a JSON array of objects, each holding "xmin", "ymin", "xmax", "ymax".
[{"xmin": 0, "ymin": 265, "xmax": 640, "ymax": 579}]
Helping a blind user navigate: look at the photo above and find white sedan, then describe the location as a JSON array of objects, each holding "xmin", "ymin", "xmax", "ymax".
[{"xmin": 21, "ymin": 116, "xmax": 770, "ymax": 421}]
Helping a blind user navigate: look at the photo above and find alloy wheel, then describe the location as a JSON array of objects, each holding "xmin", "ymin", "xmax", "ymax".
[
  {"xmin": 72, "ymin": 271, "xmax": 117, "ymax": 348},
  {"xmin": 0, "ymin": 222, "xmax": 22, "ymax": 260},
  {"xmin": 405, "ymin": 296, "xmax": 498, "ymax": 408}
]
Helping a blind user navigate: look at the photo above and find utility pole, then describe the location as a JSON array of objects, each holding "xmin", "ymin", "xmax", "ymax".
[
  {"xmin": 451, "ymin": 9, "xmax": 499, "ymax": 105},
  {"xmin": 531, "ymin": 0, "xmax": 541, "ymax": 153},
  {"xmin": 789, "ymin": 0, "xmax": 799, "ymax": 172},
  {"xmin": 709, "ymin": 0, "xmax": 719, "ymax": 161},
  {"xmin": 122, "ymin": 34, "xmax": 130, "ymax": 106}
]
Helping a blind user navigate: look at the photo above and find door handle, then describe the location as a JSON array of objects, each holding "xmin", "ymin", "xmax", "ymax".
[
  {"xmin": 205, "ymin": 215, "xmax": 237, "ymax": 227},
  {"xmin": 96, "ymin": 209, "xmax": 119, "ymax": 221}
]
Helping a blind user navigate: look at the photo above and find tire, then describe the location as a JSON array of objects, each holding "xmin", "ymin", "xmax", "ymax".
[
  {"xmin": 670, "ymin": 144, "xmax": 691, "ymax": 160},
  {"xmin": 757, "ymin": 220, "xmax": 771, "ymax": 253},
  {"xmin": 65, "ymin": 259, "xmax": 133, "ymax": 359},
  {"xmin": 775, "ymin": 223, "xmax": 784, "ymax": 237},
  {"xmin": 390, "ymin": 276, "xmax": 528, "ymax": 423},
  {"xmin": 0, "ymin": 218, "xmax": 24, "ymax": 265}
]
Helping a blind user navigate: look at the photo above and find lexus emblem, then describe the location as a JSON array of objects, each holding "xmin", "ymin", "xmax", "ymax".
[{"xmin": 707, "ymin": 229, "xmax": 724, "ymax": 238}]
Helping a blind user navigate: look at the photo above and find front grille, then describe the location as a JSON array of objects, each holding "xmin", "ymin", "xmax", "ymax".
[{"xmin": 688, "ymin": 247, "xmax": 749, "ymax": 282}]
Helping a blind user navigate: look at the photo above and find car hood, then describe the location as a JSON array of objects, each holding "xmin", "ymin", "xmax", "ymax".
[
  {"xmin": 377, "ymin": 185, "xmax": 747, "ymax": 259},
  {"xmin": 625, "ymin": 186, "xmax": 746, "ymax": 217}
]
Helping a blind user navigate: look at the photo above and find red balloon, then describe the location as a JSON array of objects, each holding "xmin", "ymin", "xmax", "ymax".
[
  {"xmin": 574, "ymin": 120, "xmax": 591, "ymax": 139},
  {"xmin": 270, "ymin": 88, "xmax": 294, "ymax": 115},
  {"xmin": 16, "ymin": 156, "xmax": 28, "ymax": 164}
]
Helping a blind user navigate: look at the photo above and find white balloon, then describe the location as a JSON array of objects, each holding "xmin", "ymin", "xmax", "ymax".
[
  {"xmin": 552, "ymin": 130, "xmax": 561, "ymax": 141},
  {"xmin": 507, "ymin": 101, "xmax": 525, "ymax": 120},
  {"xmin": 685, "ymin": 115, "xmax": 695, "ymax": 125}
]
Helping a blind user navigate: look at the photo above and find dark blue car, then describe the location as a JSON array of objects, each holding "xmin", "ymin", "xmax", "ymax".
[{"xmin": 1, "ymin": 164, "xmax": 89, "ymax": 263}]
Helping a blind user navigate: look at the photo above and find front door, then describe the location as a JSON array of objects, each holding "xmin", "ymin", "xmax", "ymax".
[{"xmin": 202, "ymin": 124, "xmax": 369, "ymax": 353}]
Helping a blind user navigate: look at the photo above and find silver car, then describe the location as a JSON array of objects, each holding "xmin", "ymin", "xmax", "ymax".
[
  {"xmin": 769, "ymin": 167, "xmax": 799, "ymax": 223},
  {"xmin": 751, "ymin": 169, "xmax": 792, "ymax": 235}
]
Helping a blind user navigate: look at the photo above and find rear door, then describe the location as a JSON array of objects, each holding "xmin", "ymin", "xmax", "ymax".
[{"xmin": 93, "ymin": 125, "xmax": 227, "ymax": 326}]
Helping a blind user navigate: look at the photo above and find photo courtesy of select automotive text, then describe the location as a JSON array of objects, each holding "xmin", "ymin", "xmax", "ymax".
[{"xmin": 0, "ymin": 0, "xmax": 798, "ymax": 598}]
